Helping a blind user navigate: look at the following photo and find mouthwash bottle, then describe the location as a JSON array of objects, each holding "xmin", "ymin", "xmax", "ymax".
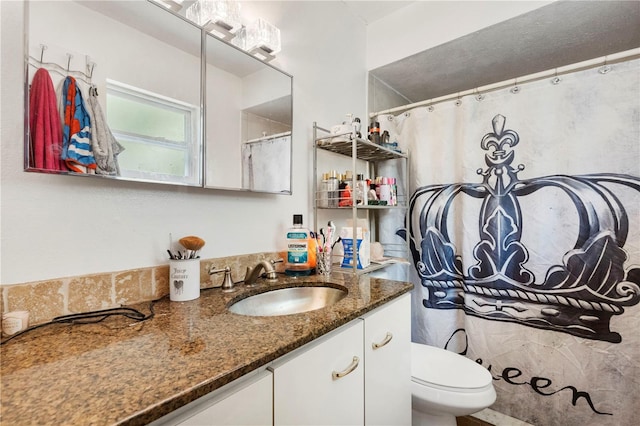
[{"xmin": 285, "ymin": 214, "xmax": 312, "ymax": 276}]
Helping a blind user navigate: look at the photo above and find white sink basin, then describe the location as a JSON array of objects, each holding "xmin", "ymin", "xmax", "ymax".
[{"xmin": 228, "ymin": 285, "xmax": 347, "ymax": 316}]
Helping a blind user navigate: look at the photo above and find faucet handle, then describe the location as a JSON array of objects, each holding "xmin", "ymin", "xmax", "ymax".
[
  {"xmin": 267, "ymin": 258, "xmax": 284, "ymax": 280},
  {"xmin": 209, "ymin": 266, "xmax": 235, "ymax": 292}
]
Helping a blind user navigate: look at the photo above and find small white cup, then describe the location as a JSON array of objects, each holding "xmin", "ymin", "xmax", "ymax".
[
  {"xmin": 169, "ymin": 259, "xmax": 201, "ymax": 302},
  {"xmin": 2, "ymin": 311, "xmax": 30, "ymax": 336}
]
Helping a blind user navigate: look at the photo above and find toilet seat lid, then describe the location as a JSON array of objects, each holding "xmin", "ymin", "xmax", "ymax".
[{"xmin": 411, "ymin": 343, "xmax": 492, "ymax": 389}]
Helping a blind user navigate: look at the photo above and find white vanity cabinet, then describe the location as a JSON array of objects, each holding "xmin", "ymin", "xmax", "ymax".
[
  {"xmin": 150, "ymin": 369, "xmax": 272, "ymax": 426},
  {"xmin": 152, "ymin": 293, "xmax": 410, "ymax": 426},
  {"xmin": 271, "ymin": 292, "xmax": 411, "ymax": 426},
  {"xmin": 363, "ymin": 293, "xmax": 411, "ymax": 425},
  {"xmin": 271, "ymin": 320, "xmax": 365, "ymax": 425}
]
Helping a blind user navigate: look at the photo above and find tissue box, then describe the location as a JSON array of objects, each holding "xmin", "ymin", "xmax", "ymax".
[{"xmin": 340, "ymin": 226, "xmax": 370, "ymax": 269}]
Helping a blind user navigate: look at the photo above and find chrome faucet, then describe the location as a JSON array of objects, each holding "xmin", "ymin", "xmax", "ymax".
[{"xmin": 244, "ymin": 259, "xmax": 282, "ymax": 286}]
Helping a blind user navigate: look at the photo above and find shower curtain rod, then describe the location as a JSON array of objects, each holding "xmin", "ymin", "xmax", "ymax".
[{"xmin": 369, "ymin": 47, "xmax": 640, "ymax": 118}]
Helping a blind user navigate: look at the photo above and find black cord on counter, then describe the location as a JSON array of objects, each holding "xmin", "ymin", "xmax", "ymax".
[{"xmin": 0, "ymin": 299, "xmax": 159, "ymax": 346}]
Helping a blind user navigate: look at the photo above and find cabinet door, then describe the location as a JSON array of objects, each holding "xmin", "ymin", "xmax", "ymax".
[
  {"xmin": 364, "ymin": 293, "xmax": 411, "ymax": 426},
  {"xmin": 273, "ymin": 320, "xmax": 364, "ymax": 426},
  {"xmin": 152, "ymin": 370, "xmax": 272, "ymax": 426}
]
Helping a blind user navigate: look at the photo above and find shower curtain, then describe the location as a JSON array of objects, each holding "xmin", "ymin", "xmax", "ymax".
[
  {"xmin": 380, "ymin": 58, "xmax": 640, "ymax": 425},
  {"xmin": 241, "ymin": 134, "xmax": 291, "ymax": 192}
]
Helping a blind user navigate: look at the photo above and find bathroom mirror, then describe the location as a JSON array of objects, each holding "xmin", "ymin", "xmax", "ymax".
[
  {"xmin": 26, "ymin": 0, "xmax": 203, "ymax": 186},
  {"xmin": 25, "ymin": 0, "xmax": 293, "ymax": 194},
  {"xmin": 204, "ymin": 32, "xmax": 292, "ymax": 193}
]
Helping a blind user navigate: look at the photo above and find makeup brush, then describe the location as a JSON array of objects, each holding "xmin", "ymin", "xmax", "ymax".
[{"xmin": 179, "ymin": 236, "xmax": 206, "ymax": 259}]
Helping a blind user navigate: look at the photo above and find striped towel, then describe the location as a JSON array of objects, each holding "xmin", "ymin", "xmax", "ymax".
[{"xmin": 61, "ymin": 76, "xmax": 96, "ymax": 173}]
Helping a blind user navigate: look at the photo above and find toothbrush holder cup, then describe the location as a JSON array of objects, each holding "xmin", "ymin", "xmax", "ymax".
[{"xmin": 169, "ymin": 258, "xmax": 201, "ymax": 301}]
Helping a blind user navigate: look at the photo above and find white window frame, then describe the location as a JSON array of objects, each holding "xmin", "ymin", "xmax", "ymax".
[{"xmin": 106, "ymin": 79, "xmax": 201, "ymax": 185}]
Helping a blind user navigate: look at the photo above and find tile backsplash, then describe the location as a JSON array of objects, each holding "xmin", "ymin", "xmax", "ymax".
[{"xmin": 1, "ymin": 251, "xmax": 284, "ymax": 325}]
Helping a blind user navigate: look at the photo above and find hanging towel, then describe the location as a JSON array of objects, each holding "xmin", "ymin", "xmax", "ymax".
[
  {"xmin": 61, "ymin": 76, "xmax": 96, "ymax": 173},
  {"xmin": 29, "ymin": 68, "xmax": 66, "ymax": 171},
  {"xmin": 85, "ymin": 87, "xmax": 125, "ymax": 175}
]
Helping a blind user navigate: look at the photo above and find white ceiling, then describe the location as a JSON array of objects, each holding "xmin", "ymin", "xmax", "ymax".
[
  {"xmin": 368, "ymin": 1, "xmax": 640, "ymax": 104},
  {"xmin": 342, "ymin": 0, "xmax": 415, "ymax": 25}
]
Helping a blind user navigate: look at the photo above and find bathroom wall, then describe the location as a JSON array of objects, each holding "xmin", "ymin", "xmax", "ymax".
[
  {"xmin": 0, "ymin": 0, "xmax": 367, "ymax": 286},
  {"xmin": 1, "ymin": 0, "xmax": 557, "ymax": 287},
  {"xmin": 368, "ymin": 75, "xmax": 411, "ymax": 115}
]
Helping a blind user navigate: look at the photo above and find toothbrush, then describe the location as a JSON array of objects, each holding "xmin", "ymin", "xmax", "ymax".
[{"xmin": 327, "ymin": 221, "xmax": 336, "ymax": 251}]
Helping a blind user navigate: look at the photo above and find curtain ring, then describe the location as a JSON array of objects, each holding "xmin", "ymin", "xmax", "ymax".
[
  {"xmin": 39, "ymin": 44, "xmax": 47, "ymax": 63},
  {"xmin": 454, "ymin": 93, "xmax": 462, "ymax": 106},
  {"xmin": 551, "ymin": 69, "xmax": 561, "ymax": 85},
  {"xmin": 404, "ymin": 112, "xmax": 410, "ymax": 118},
  {"xmin": 474, "ymin": 88, "xmax": 484, "ymax": 101},
  {"xmin": 598, "ymin": 56, "xmax": 611, "ymax": 74},
  {"xmin": 510, "ymin": 78, "xmax": 520, "ymax": 94},
  {"xmin": 426, "ymin": 100, "xmax": 434, "ymax": 112}
]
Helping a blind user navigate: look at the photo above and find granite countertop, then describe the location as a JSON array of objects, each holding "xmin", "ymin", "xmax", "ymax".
[{"xmin": 0, "ymin": 272, "xmax": 413, "ymax": 425}]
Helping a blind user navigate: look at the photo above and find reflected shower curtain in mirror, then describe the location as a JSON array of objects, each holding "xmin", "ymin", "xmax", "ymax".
[
  {"xmin": 241, "ymin": 134, "xmax": 291, "ymax": 192},
  {"xmin": 381, "ymin": 58, "xmax": 640, "ymax": 425}
]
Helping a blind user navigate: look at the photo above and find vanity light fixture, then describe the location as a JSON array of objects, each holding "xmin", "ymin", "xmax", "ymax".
[
  {"xmin": 151, "ymin": 0, "xmax": 185, "ymax": 13},
  {"xmin": 187, "ymin": 0, "xmax": 242, "ymax": 41},
  {"xmin": 233, "ymin": 18, "xmax": 281, "ymax": 62}
]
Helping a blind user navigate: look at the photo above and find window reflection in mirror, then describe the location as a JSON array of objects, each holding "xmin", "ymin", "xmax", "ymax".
[
  {"xmin": 204, "ymin": 33, "xmax": 292, "ymax": 194},
  {"xmin": 106, "ymin": 80, "xmax": 200, "ymax": 184},
  {"xmin": 26, "ymin": 0, "xmax": 202, "ymax": 186}
]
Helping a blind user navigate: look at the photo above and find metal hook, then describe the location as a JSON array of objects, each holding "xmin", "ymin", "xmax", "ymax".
[
  {"xmin": 550, "ymin": 68, "xmax": 561, "ymax": 85},
  {"xmin": 474, "ymin": 88, "xmax": 484, "ymax": 101},
  {"xmin": 39, "ymin": 44, "xmax": 47, "ymax": 63},
  {"xmin": 66, "ymin": 53, "xmax": 73, "ymax": 72}
]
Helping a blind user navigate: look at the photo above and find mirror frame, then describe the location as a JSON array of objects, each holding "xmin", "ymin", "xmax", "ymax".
[{"xmin": 23, "ymin": 0, "xmax": 293, "ymax": 195}]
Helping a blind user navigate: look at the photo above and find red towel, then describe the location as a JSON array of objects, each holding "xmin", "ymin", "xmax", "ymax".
[{"xmin": 29, "ymin": 68, "xmax": 66, "ymax": 171}]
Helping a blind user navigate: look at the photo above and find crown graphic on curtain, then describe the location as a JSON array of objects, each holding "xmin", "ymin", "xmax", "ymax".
[{"xmin": 400, "ymin": 115, "xmax": 640, "ymax": 343}]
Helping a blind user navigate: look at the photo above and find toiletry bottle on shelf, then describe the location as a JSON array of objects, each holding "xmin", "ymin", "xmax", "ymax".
[
  {"xmin": 379, "ymin": 177, "xmax": 391, "ymax": 205},
  {"xmin": 285, "ymin": 214, "xmax": 312, "ymax": 276},
  {"xmin": 319, "ymin": 173, "xmax": 330, "ymax": 208},
  {"xmin": 355, "ymin": 174, "xmax": 368, "ymax": 205},
  {"xmin": 369, "ymin": 121, "xmax": 380, "ymax": 144},
  {"xmin": 339, "ymin": 171, "xmax": 353, "ymax": 207},
  {"xmin": 390, "ymin": 177, "xmax": 397, "ymax": 206},
  {"xmin": 328, "ymin": 170, "xmax": 339, "ymax": 208},
  {"xmin": 368, "ymin": 181, "xmax": 378, "ymax": 204}
]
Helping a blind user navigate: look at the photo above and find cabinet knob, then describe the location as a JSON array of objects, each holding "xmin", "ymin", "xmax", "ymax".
[
  {"xmin": 372, "ymin": 332, "xmax": 393, "ymax": 350},
  {"xmin": 332, "ymin": 356, "xmax": 360, "ymax": 380}
]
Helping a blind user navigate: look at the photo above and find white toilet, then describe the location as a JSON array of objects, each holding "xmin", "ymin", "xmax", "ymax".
[{"xmin": 411, "ymin": 342, "xmax": 496, "ymax": 426}]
